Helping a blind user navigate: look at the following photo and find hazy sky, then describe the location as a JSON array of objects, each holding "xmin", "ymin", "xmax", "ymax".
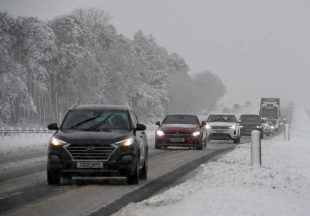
[{"xmin": 1, "ymin": 0, "xmax": 310, "ymax": 105}]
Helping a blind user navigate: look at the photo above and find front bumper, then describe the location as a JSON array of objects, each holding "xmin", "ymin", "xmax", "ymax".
[
  {"xmin": 240, "ymin": 128, "xmax": 263, "ymax": 136},
  {"xmin": 207, "ymin": 129, "xmax": 238, "ymax": 140},
  {"xmin": 47, "ymin": 145, "xmax": 138, "ymax": 177},
  {"xmin": 155, "ymin": 136, "xmax": 203, "ymax": 148}
]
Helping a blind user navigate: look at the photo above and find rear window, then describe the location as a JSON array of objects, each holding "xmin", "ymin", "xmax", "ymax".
[{"xmin": 162, "ymin": 115, "xmax": 199, "ymax": 125}]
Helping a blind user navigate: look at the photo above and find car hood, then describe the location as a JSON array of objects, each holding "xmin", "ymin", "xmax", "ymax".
[
  {"xmin": 159, "ymin": 124, "xmax": 199, "ymax": 132},
  {"xmin": 54, "ymin": 130, "xmax": 133, "ymax": 144},
  {"xmin": 207, "ymin": 122, "xmax": 236, "ymax": 127}
]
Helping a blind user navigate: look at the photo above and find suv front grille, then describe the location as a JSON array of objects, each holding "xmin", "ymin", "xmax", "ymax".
[
  {"xmin": 65, "ymin": 144, "xmax": 115, "ymax": 161},
  {"xmin": 211, "ymin": 126, "xmax": 230, "ymax": 129},
  {"xmin": 166, "ymin": 132, "xmax": 191, "ymax": 137}
]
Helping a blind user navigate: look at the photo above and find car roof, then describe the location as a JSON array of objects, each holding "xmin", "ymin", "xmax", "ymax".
[
  {"xmin": 208, "ymin": 113, "xmax": 236, "ymax": 116},
  {"xmin": 73, "ymin": 104, "xmax": 130, "ymax": 111},
  {"xmin": 166, "ymin": 113, "xmax": 198, "ymax": 116}
]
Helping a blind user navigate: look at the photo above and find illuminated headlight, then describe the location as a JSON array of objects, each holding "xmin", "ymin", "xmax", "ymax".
[
  {"xmin": 192, "ymin": 131, "xmax": 201, "ymax": 137},
  {"xmin": 115, "ymin": 137, "xmax": 134, "ymax": 147},
  {"xmin": 240, "ymin": 125, "xmax": 243, "ymax": 128},
  {"xmin": 205, "ymin": 124, "xmax": 211, "ymax": 129},
  {"xmin": 50, "ymin": 137, "xmax": 66, "ymax": 147},
  {"xmin": 156, "ymin": 130, "xmax": 165, "ymax": 137},
  {"xmin": 229, "ymin": 125, "xmax": 236, "ymax": 129},
  {"xmin": 256, "ymin": 126, "xmax": 262, "ymax": 128},
  {"xmin": 270, "ymin": 126, "xmax": 275, "ymax": 129}
]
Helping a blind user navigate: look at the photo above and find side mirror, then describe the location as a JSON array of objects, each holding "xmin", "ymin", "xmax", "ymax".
[
  {"xmin": 155, "ymin": 121, "xmax": 161, "ymax": 126},
  {"xmin": 47, "ymin": 123, "xmax": 58, "ymax": 130},
  {"xmin": 136, "ymin": 123, "xmax": 147, "ymax": 131},
  {"xmin": 201, "ymin": 121, "xmax": 206, "ymax": 127}
]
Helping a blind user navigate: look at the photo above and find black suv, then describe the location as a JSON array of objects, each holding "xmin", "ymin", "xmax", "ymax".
[
  {"xmin": 47, "ymin": 105, "xmax": 148, "ymax": 185},
  {"xmin": 239, "ymin": 114, "xmax": 264, "ymax": 139}
]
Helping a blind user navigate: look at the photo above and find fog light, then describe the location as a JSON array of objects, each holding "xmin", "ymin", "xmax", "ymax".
[
  {"xmin": 49, "ymin": 154, "xmax": 60, "ymax": 161},
  {"xmin": 121, "ymin": 155, "xmax": 133, "ymax": 162}
]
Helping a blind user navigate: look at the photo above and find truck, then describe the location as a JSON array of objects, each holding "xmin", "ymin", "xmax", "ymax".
[{"xmin": 259, "ymin": 98, "xmax": 282, "ymax": 131}]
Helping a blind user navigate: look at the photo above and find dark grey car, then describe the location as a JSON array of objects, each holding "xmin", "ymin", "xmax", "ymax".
[{"xmin": 47, "ymin": 105, "xmax": 148, "ymax": 185}]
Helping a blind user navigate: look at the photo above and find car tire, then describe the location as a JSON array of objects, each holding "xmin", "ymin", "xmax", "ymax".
[
  {"xmin": 155, "ymin": 141, "xmax": 161, "ymax": 149},
  {"xmin": 196, "ymin": 144, "xmax": 203, "ymax": 150},
  {"xmin": 140, "ymin": 154, "xmax": 148, "ymax": 180},
  {"xmin": 126, "ymin": 159, "xmax": 140, "ymax": 185},
  {"xmin": 47, "ymin": 170, "xmax": 60, "ymax": 185},
  {"xmin": 233, "ymin": 136, "xmax": 241, "ymax": 144}
]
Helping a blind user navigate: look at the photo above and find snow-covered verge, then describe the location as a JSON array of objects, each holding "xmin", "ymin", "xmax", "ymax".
[
  {"xmin": 0, "ymin": 134, "xmax": 52, "ymax": 156},
  {"xmin": 114, "ymin": 106, "xmax": 310, "ymax": 216}
]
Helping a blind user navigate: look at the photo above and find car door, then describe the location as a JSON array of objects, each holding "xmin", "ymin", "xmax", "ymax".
[{"xmin": 130, "ymin": 111, "xmax": 147, "ymax": 164}]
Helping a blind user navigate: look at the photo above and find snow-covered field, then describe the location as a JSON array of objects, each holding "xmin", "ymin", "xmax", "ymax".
[
  {"xmin": 114, "ymin": 106, "xmax": 310, "ymax": 216},
  {"xmin": 0, "ymin": 134, "xmax": 52, "ymax": 156}
]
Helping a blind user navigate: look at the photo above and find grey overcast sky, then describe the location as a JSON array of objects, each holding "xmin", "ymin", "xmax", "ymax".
[{"xmin": 1, "ymin": 0, "xmax": 310, "ymax": 105}]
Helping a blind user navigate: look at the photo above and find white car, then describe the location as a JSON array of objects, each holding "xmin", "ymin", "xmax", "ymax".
[
  {"xmin": 262, "ymin": 118, "xmax": 275, "ymax": 136},
  {"xmin": 206, "ymin": 113, "xmax": 241, "ymax": 144}
]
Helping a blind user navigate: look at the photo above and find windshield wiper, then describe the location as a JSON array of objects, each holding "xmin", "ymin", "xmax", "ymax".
[
  {"xmin": 211, "ymin": 118, "xmax": 224, "ymax": 122},
  {"xmin": 68, "ymin": 114, "xmax": 101, "ymax": 129},
  {"xmin": 86, "ymin": 113, "xmax": 114, "ymax": 131}
]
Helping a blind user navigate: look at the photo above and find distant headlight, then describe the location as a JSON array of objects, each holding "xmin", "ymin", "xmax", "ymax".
[
  {"xmin": 205, "ymin": 124, "xmax": 211, "ymax": 129},
  {"xmin": 240, "ymin": 125, "xmax": 243, "ymax": 128},
  {"xmin": 115, "ymin": 137, "xmax": 134, "ymax": 147},
  {"xmin": 156, "ymin": 130, "xmax": 165, "ymax": 137},
  {"xmin": 229, "ymin": 125, "xmax": 236, "ymax": 129},
  {"xmin": 270, "ymin": 126, "xmax": 275, "ymax": 129},
  {"xmin": 192, "ymin": 131, "xmax": 201, "ymax": 137},
  {"xmin": 50, "ymin": 137, "xmax": 66, "ymax": 147},
  {"xmin": 256, "ymin": 126, "xmax": 262, "ymax": 128}
]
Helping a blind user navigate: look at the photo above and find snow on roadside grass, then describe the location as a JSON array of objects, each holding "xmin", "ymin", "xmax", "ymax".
[
  {"xmin": 0, "ymin": 134, "xmax": 51, "ymax": 156},
  {"xmin": 114, "ymin": 106, "xmax": 310, "ymax": 216}
]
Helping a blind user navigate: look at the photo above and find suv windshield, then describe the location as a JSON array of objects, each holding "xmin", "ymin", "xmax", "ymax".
[
  {"xmin": 62, "ymin": 109, "xmax": 131, "ymax": 131},
  {"xmin": 240, "ymin": 115, "xmax": 261, "ymax": 123},
  {"xmin": 162, "ymin": 115, "xmax": 199, "ymax": 125},
  {"xmin": 207, "ymin": 115, "xmax": 235, "ymax": 123}
]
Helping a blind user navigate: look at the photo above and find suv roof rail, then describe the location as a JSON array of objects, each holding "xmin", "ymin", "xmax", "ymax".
[{"xmin": 71, "ymin": 104, "xmax": 79, "ymax": 110}]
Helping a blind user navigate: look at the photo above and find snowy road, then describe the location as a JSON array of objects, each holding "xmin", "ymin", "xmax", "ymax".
[{"xmin": 0, "ymin": 138, "xmax": 236, "ymax": 216}]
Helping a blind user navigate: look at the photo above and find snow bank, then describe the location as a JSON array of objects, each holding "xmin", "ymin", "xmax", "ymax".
[
  {"xmin": 0, "ymin": 134, "xmax": 51, "ymax": 155},
  {"xmin": 114, "ymin": 106, "xmax": 310, "ymax": 216}
]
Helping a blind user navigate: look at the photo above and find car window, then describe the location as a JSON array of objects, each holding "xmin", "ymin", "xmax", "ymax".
[
  {"xmin": 162, "ymin": 115, "xmax": 199, "ymax": 125},
  {"xmin": 62, "ymin": 109, "xmax": 131, "ymax": 131},
  {"xmin": 207, "ymin": 115, "xmax": 235, "ymax": 123}
]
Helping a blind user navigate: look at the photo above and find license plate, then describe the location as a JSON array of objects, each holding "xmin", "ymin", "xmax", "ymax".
[
  {"xmin": 170, "ymin": 138, "xmax": 185, "ymax": 142},
  {"xmin": 77, "ymin": 161, "xmax": 103, "ymax": 169}
]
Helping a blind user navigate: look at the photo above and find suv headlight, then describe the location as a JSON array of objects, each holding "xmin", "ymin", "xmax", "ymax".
[
  {"xmin": 115, "ymin": 137, "xmax": 134, "ymax": 147},
  {"xmin": 156, "ymin": 130, "xmax": 165, "ymax": 137},
  {"xmin": 50, "ymin": 137, "xmax": 66, "ymax": 147},
  {"xmin": 229, "ymin": 125, "xmax": 236, "ymax": 129},
  {"xmin": 205, "ymin": 124, "xmax": 211, "ymax": 129},
  {"xmin": 192, "ymin": 130, "xmax": 201, "ymax": 137},
  {"xmin": 256, "ymin": 125, "xmax": 262, "ymax": 128}
]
